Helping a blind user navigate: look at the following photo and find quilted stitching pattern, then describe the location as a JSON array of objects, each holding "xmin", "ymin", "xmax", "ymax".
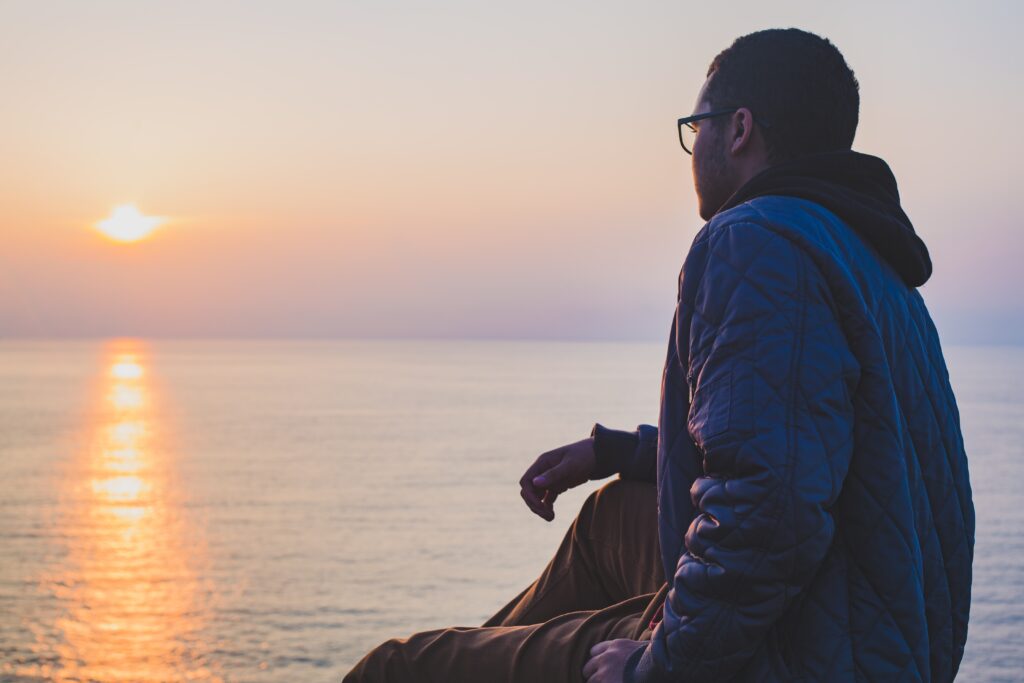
[{"xmin": 623, "ymin": 196, "xmax": 975, "ymax": 683}]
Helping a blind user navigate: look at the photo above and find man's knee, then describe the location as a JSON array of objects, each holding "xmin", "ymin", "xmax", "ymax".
[
  {"xmin": 578, "ymin": 479, "xmax": 656, "ymax": 533},
  {"xmin": 591, "ymin": 478, "xmax": 655, "ymax": 512},
  {"xmin": 343, "ymin": 637, "xmax": 412, "ymax": 682}
]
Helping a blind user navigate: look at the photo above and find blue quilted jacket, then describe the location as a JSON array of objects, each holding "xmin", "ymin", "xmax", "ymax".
[{"xmin": 592, "ymin": 157, "xmax": 974, "ymax": 682}]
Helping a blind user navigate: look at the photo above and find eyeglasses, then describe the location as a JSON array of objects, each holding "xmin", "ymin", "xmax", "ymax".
[
  {"xmin": 677, "ymin": 109, "xmax": 738, "ymax": 155},
  {"xmin": 677, "ymin": 109, "xmax": 771, "ymax": 155}
]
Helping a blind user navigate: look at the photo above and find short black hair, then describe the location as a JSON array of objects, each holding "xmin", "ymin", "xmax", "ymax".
[{"xmin": 703, "ymin": 28, "xmax": 860, "ymax": 162}]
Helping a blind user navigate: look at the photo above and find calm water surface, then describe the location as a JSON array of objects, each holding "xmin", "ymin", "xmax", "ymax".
[{"xmin": 0, "ymin": 340, "xmax": 1020, "ymax": 681}]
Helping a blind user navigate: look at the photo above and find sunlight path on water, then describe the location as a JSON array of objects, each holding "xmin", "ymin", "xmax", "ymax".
[{"xmin": 18, "ymin": 340, "xmax": 221, "ymax": 682}]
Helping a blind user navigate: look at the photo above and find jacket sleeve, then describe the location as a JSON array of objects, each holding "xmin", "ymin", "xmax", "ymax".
[
  {"xmin": 624, "ymin": 221, "xmax": 858, "ymax": 682},
  {"xmin": 589, "ymin": 422, "xmax": 658, "ymax": 482}
]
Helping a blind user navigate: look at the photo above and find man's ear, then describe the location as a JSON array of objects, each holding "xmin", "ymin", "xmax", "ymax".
[{"xmin": 729, "ymin": 107, "xmax": 756, "ymax": 155}]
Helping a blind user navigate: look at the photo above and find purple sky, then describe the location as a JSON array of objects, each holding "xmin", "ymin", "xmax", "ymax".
[{"xmin": 2, "ymin": 1, "xmax": 1021, "ymax": 343}]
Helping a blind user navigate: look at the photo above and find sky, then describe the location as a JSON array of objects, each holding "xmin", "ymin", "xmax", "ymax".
[{"xmin": 1, "ymin": 0, "xmax": 1021, "ymax": 342}]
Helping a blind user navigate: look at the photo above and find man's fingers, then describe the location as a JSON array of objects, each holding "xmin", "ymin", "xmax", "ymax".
[
  {"xmin": 520, "ymin": 487, "xmax": 553, "ymax": 521},
  {"xmin": 519, "ymin": 460, "xmax": 546, "ymax": 489},
  {"xmin": 519, "ymin": 461, "xmax": 551, "ymax": 518},
  {"xmin": 520, "ymin": 489, "xmax": 552, "ymax": 520},
  {"xmin": 521, "ymin": 449, "xmax": 561, "ymax": 483},
  {"xmin": 581, "ymin": 652, "xmax": 600, "ymax": 679},
  {"xmin": 519, "ymin": 449, "xmax": 567, "ymax": 520},
  {"xmin": 519, "ymin": 475, "xmax": 542, "ymax": 505},
  {"xmin": 582, "ymin": 639, "xmax": 611, "ymax": 679},
  {"xmin": 541, "ymin": 488, "xmax": 560, "ymax": 513},
  {"xmin": 519, "ymin": 450, "xmax": 559, "ymax": 496},
  {"xmin": 532, "ymin": 459, "xmax": 571, "ymax": 491}
]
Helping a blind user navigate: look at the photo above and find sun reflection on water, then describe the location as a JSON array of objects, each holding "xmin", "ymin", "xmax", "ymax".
[
  {"xmin": 110, "ymin": 359, "xmax": 144, "ymax": 380},
  {"xmin": 22, "ymin": 340, "xmax": 221, "ymax": 682}
]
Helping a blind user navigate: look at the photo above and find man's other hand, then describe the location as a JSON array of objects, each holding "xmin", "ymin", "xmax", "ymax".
[
  {"xmin": 582, "ymin": 639, "xmax": 645, "ymax": 682},
  {"xmin": 518, "ymin": 437, "xmax": 596, "ymax": 521}
]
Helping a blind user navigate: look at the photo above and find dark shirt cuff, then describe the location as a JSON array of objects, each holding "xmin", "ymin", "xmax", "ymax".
[
  {"xmin": 623, "ymin": 642, "xmax": 677, "ymax": 683},
  {"xmin": 589, "ymin": 422, "xmax": 639, "ymax": 479}
]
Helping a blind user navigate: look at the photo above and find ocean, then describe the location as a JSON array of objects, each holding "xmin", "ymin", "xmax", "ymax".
[{"xmin": 0, "ymin": 340, "xmax": 1020, "ymax": 682}]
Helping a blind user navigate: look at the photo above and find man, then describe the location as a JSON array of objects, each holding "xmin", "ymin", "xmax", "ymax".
[{"xmin": 345, "ymin": 28, "xmax": 974, "ymax": 682}]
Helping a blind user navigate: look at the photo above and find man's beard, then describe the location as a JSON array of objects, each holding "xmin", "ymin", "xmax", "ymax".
[{"xmin": 695, "ymin": 130, "xmax": 737, "ymax": 221}]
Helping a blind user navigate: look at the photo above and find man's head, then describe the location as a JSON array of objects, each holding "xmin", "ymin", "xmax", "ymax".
[{"xmin": 689, "ymin": 28, "xmax": 860, "ymax": 220}]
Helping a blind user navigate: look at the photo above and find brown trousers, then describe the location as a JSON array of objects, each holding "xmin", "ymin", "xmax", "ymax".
[{"xmin": 343, "ymin": 480, "xmax": 670, "ymax": 682}]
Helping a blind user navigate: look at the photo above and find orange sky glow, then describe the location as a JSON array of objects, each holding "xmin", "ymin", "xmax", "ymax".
[{"xmin": 1, "ymin": 1, "xmax": 1021, "ymax": 342}]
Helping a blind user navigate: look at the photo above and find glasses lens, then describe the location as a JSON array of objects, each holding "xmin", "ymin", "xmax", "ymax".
[{"xmin": 680, "ymin": 122, "xmax": 696, "ymax": 153}]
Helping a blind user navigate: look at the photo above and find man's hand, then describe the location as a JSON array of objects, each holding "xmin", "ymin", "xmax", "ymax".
[
  {"xmin": 518, "ymin": 437, "xmax": 596, "ymax": 521},
  {"xmin": 582, "ymin": 639, "xmax": 646, "ymax": 682}
]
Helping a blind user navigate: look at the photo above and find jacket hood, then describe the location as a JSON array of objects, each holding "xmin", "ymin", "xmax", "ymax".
[{"xmin": 717, "ymin": 150, "xmax": 932, "ymax": 287}]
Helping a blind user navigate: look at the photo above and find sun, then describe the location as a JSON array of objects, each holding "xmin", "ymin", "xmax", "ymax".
[{"xmin": 95, "ymin": 204, "xmax": 165, "ymax": 243}]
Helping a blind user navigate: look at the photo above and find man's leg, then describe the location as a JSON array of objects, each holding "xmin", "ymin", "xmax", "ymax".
[
  {"xmin": 484, "ymin": 478, "xmax": 662, "ymax": 627},
  {"xmin": 344, "ymin": 591, "xmax": 657, "ymax": 683},
  {"xmin": 343, "ymin": 479, "xmax": 664, "ymax": 682}
]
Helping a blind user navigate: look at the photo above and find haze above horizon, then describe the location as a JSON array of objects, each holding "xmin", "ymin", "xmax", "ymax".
[{"xmin": 2, "ymin": 1, "xmax": 1021, "ymax": 344}]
